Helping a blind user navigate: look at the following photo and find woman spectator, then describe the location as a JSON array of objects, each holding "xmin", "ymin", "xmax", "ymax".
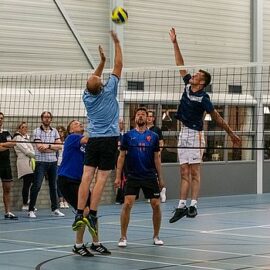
[
  {"xmin": 56, "ymin": 126, "xmax": 69, "ymax": 208},
  {"xmin": 13, "ymin": 122, "xmax": 35, "ymax": 210}
]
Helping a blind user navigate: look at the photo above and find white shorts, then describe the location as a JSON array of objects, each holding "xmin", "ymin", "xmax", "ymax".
[{"xmin": 177, "ymin": 126, "xmax": 205, "ymax": 165}]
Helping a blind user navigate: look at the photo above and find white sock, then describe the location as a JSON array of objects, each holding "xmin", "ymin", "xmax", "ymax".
[
  {"xmin": 92, "ymin": 242, "xmax": 100, "ymax": 246},
  {"xmin": 178, "ymin": 200, "xmax": 186, "ymax": 208},
  {"xmin": 75, "ymin": 243, "xmax": 83, "ymax": 248},
  {"xmin": 190, "ymin": 200, "xmax": 197, "ymax": 207}
]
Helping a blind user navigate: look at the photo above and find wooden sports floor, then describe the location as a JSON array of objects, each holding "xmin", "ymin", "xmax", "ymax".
[{"xmin": 1, "ymin": 194, "xmax": 270, "ymax": 270}]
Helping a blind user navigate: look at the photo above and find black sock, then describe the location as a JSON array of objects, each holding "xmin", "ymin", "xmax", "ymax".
[
  {"xmin": 77, "ymin": 209, "xmax": 84, "ymax": 215},
  {"xmin": 89, "ymin": 210, "xmax": 97, "ymax": 217}
]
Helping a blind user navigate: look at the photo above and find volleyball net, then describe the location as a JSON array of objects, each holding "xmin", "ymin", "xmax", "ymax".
[{"xmin": 1, "ymin": 63, "xmax": 270, "ymax": 163}]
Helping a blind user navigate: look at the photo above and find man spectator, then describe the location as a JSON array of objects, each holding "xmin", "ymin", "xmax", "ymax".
[{"xmin": 28, "ymin": 111, "xmax": 65, "ymax": 218}]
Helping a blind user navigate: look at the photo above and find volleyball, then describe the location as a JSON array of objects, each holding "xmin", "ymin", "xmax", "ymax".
[{"xmin": 111, "ymin": 7, "xmax": 128, "ymax": 24}]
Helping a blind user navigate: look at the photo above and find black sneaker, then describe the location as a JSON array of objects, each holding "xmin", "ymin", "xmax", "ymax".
[
  {"xmin": 169, "ymin": 207, "xmax": 188, "ymax": 223},
  {"xmin": 83, "ymin": 215, "xmax": 98, "ymax": 237},
  {"xmin": 187, "ymin": 206, "xmax": 197, "ymax": 218},
  {"xmin": 72, "ymin": 244, "xmax": 94, "ymax": 257},
  {"xmin": 4, "ymin": 212, "xmax": 18, "ymax": 220},
  {"xmin": 72, "ymin": 214, "xmax": 85, "ymax": 231},
  {"xmin": 90, "ymin": 243, "xmax": 111, "ymax": 255}
]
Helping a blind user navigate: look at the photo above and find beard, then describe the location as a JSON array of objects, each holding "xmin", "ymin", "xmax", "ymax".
[{"xmin": 136, "ymin": 119, "xmax": 146, "ymax": 127}]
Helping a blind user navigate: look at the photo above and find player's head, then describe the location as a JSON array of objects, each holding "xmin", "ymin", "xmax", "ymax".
[
  {"xmin": 86, "ymin": 75, "xmax": 103, "ymax": 95},
  {"xmin": 135, "ymin": 107, "xmax": 148, "ymax": 127},
  {"xmin": 0, "ymin": 112, "xmax": 4, "ymax": 128},
  {"xmin": 147, "ymin": 110, "xmax": 155, "ymax": 125},
  {"xmin": 41, "ymin": 111, "xmax": 53, "ymax": 127},
  {"xmin": 190, "ymin": 69, "xmax": 211, "ymax": 88},
  {"xmin": 67, "ymin": 120, "xmax": 84, "ymax": 135}
]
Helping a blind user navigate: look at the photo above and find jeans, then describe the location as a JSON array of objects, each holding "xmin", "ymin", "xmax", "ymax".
[{"xmin": 29, "ymin": 161, "xmax": 58, "ymax": 211}]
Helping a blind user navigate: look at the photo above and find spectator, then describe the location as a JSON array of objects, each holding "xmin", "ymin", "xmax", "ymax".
[
  {"xmin": 146, "ymin": 110, "xmax": 166, "ymax": 202},
  {"xmin": 56, "ymin": 125, "xmax": 69, "ymax": 209},
  {"xmin": 13, "ymin": 121, "xmax": 35, "ymax": 211},
  {"xmin": 0, "ymin": 112, "xmax": 17, "ymax": 219},
  {"xmin": 28, "ymin": 111, "xmax": 65, "ymax": 218}
]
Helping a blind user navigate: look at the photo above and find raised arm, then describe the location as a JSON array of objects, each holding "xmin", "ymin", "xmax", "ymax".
[
  {"xmin": 93, "ymin": 45, "xmax": 106, "ymax": 77},
  {"xmin": 111, "ymin": 31, "xmax": 123, "ymax": 78},
  {"xmin": 169, "ymin": 27, "xmax": 187, "ymax": 78},
  {"xmin": 210, "ymin": 109, "xmax": 241, "ymax": 146}
]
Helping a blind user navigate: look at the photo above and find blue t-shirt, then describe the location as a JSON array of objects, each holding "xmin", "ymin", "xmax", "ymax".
[
  {"xmin": 120, "ymin": 129, "xmax": 160, "ymax": 180},
  {"xmin": 175, "ymin": 74, "xmax": 214, "ymax": 131},
  {"xmin": 83, "ymin": 74, "xmax": 120, "ymax": 137},
  {"xmin": 58, "ymin": 134, "xmax": 85, "ymax": 182}
]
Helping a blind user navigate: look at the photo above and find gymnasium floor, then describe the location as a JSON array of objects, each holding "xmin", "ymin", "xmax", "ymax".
[{"xmin": 1, "ymin": 194, "xmax": 270, "ymax": 270}]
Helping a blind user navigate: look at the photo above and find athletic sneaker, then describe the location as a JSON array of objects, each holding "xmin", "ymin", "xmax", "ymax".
[
  {"xmin": 153, "ymin": 237, "xmax": 164, "ymax": 246},
  {"xmin": 160, "ymin": 187, "xmax": 166, "ymax": 203},
  {"xmin": 169, "ymin": 206, "xmax": 188, "ymax": 223},
  {"xmin": 72, "ymin": 214, "xmax": 85, "ymax": 231},
  {"xmin": 83, "ymin": 215, "xmax": 98, "ymax": 237},
  {"xmin": 21, "ymin": 205, "xmax": 29, "ymax": 211},
  {"xmin": 64, "ymin": 202, "xmax": 69, "ymax": 209},
  {"xmin": 187, "ymin": 206, "xmax": 198, "ymax": 218},
  {"xmin": 118, "ymin": 238, "xmax": 127, "ymax": 247},
  {"xmin": 4, "ymin": 212, "xmax": 18, "ymax": 220},
  {"xmin": 90, "ymin": 243, "xmax": 111, "ymax": 255},
  {"xmin": 28, "ymin": 211, "xmax": 36, "ymax": 218},
  {"xmin": 52, "ymin": 209, "xmax": 65, "ymax": 217},
  {"xmin": 59, "ymin": 202, "xmax": 65, "ymax": 209},
  {"xmin": 72, "ymin": 244, "xmax": 94, "ymax": 257}
]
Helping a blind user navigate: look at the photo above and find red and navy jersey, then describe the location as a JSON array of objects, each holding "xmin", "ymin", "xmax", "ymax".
[
  {"xmin": 120, "ymin": 129, "xmax": 159, "ymax": 180},
  {"xmin": 175, "ymin": 74, "xmax": 214, "ymax": 131}
]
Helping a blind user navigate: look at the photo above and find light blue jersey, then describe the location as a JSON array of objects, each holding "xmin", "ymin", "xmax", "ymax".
[{"xmin": 83, "ymin": 74, "xmax": 120, "ymax": 137}]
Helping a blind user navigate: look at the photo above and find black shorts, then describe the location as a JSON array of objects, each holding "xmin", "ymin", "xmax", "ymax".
[
  {"xmin": 125, "ymin": 177, "xmax": 160, "ymax": 199},
  {"xmin": 0, "ymin": 166, "xmax": 12, "ymax": 182},
  {"xmin": 58, "ymin": 175, "xmax": 90, "ymax": 210},
  {"xmin": 84, "ymin": 136, "xmax": 118, "ymax": 170}
]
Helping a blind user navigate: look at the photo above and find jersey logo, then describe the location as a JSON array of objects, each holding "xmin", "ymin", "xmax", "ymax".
[{"xmin": 146, "ymin": 136, "xmax": 151, "ymax": 142}]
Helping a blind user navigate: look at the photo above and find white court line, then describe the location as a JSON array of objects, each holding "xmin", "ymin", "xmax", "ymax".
[
  {"xmin": 1, "ymin": 240, "xmax": 269, "ymax": 270},
  {"xmin": 0, "ymin": 225, "xmax": 70, "ymax": 234},
  {"xmin": 201, "ymin": 224, "xmax": 270, "ymax": 233}
]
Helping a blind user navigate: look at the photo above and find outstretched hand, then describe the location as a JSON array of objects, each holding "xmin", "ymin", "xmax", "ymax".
[
  {"xmin": 98, "ymin": 45, "xmax": 106, "ymax": 62},
  {"xmin": 110, "ymin": 30, "xmax": 120, "ymax": 43},
  {"xmin": 169, "ymin": 27, "xmax": 177, "ymax": 43},
  {"xmin": 230, "ymin": 133, "xmax": 241, "ymax": 148}
]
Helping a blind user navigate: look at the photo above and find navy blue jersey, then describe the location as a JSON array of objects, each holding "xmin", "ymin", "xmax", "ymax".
[
  {"xmin": 175, "ymin": 74, "xmax": 214, "ymax": 131},
  {"xmin": 120, "ymin": 129, "xmax": 160, "ymax": 180},
  {"xmin": 58, "ymin": 134, "xmax": 85, "ymax": 182}
]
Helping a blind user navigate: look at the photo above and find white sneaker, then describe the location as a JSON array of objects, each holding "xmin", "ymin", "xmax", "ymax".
[
  {"xmin": 21, "ymin": 205, "xmax": 28, "ymax": 211},
  {"xmin": 64, "ymin": 202, "xmax": 69, "ymax": 209},
  {"xmin": 118, "ymin": 238, "xmax": 127, "ymax": 247},
  {"xmin": 59, "ymin": 202, "xmax": 65, "ymax": 209},
  {"xmin": 153, "ymin": 237, "xmax": 164, "ymax": 246},
  {"xmin": 52, "ymin": 209, "xmax": 65, "ymax": 217},
  {"xmin": 160, "ymin": 187, "xmax": 166, "ymax": 203},
  {"xmin": 28, "ymin": 211, "xmax": 36, "ymax": 218}
]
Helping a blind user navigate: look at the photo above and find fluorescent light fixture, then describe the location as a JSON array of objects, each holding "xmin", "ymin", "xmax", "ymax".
[
  {"xmin": 204, "ymin": 114, "xmax": 212, "ymax": 121},
  {"xmin": 264, "ymin": 107, "xmax": 270, "ymax": 114}
]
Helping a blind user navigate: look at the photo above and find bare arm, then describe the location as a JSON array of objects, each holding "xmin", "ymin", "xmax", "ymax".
[
  {"xmin": 114, "ymin": 150, "xmax": 126, "ymax": 188},
  {"xmin": 210, "ymin": 109, "xmax": 241, "ymax": 146},
  {"xmin": 154, "ymin": 151, "xmax": 164, "ymax": 189},
  {"xmin": 0, "ymin": 142, "xmax": 15, "ymax": 151},
  {"xmin": 93, "ymin": 45, "xmax": 106, "ymax": 77},
  {"xmin": 169, "ymin": 27, "xmax": 187, "ymax": 78},
  {"xmin": 111, "ymin": 31, "xmax": 123, "ymax": 78},
  {"xmin": 80, "ymin": 136, "xmax": 89, "ymax": 145},
  {"xmin": 37, "ymin": 139, "xmax": 62, "ymax": 153}
]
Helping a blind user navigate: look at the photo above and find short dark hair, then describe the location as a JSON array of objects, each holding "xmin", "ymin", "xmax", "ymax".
[
  {"xmin": 0, "ymin": 112, "xmax": 4, "ymax": 118},
  {"xmin": 199, "ymin": 69, "xmax": 211, "ymax": 87},
  {"xmin": 147, "ymin": 110, "xmax": 155, "ymax": 118},
  {"xmin": 41, "ymin": 111, "xmax": 53, "ymax": 119},
  {"xmin": 134, "ymin": 107, "xmax": 148, "ymax": 116},
  {"xmin": 67, "ymin": 120, "xmax": 76, "ymax": 134}
]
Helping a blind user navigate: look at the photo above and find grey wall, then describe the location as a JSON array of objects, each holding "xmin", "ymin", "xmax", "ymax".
[{"xmin": 162, "ymin": 161, "xmax": 257, "ymax": 201}]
